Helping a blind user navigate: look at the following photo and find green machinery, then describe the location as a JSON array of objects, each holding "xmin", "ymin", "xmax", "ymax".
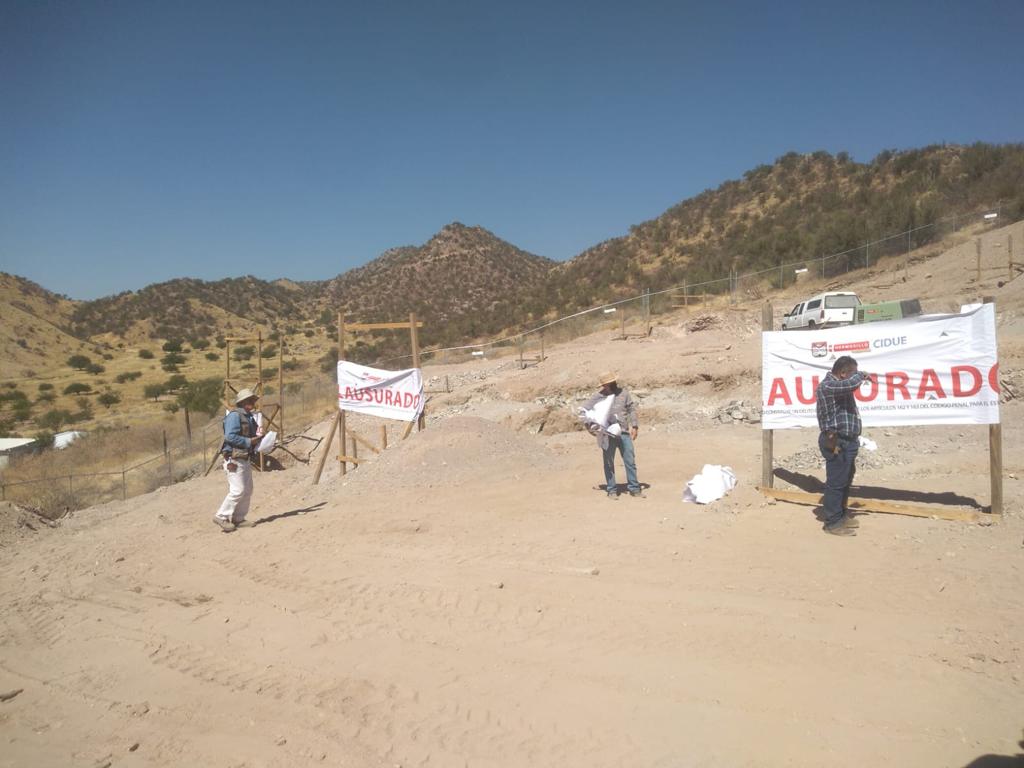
[{"xmin": 855, "ymin": 298, "xmax": 922, "ymax": 324}]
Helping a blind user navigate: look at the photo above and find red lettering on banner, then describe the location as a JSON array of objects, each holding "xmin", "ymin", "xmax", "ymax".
[
  {"xmin": 384, "ymin": 390, "xmax": 394, "ymax": 406},
  {"xmin": 988, "ymin": 363, "xmax": 1000, "ymax": 394},
  {"xmin": 916, "ymin": 369, "xmax": 946, "ymax": 399},
  {"xmin": 767, "ymin": 378, "xmax": 792, "ymax": 406},
  {"xmin": 795, "ymin": 376, "xmax": 820, "ymax": 405},
  {"xmin": 886, "ymin": 372, "xmax": 910, "ymax": 400},
  {"xmin": 951, "ymin": 366, "xmax": 981, "ymax": 397},
  {"xmin": 404, "ymin": 393, "xmax": 413, "ymax": 408},
  {"xmin": 853, "ymin": 374, "xmax": 878, "ymax": 402}
]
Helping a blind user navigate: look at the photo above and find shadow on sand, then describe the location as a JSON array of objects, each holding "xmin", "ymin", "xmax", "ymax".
[
  {"xmin": 252, "ymin": 501, "xmax": 327, "ymax": 527},
  {"xmin": 772, "ymin": 468, "xmax": 984, "ymax": 510}
]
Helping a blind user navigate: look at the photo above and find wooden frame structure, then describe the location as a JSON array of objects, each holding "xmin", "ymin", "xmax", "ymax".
[
  {"xmin": 517, "ymin": 332, "xmax": 546, "ymax": 369},
  {"xmin": 759, "ymin": 299, "xmax": 1003, "ymax": 519},
  {"xmin": 613, "ymin": 289, "xmax": 652, "ymax": 340},
  {"xmin": 204, "ymin": 332, "xmax": 285, "ymax": 474},
  {"xmin": 671, "ymin": 279, "xmax": 710, "ymax": 310},
  {"xmin": 312, "ymin": 312, "xmax": 424, "ymax": 484}
]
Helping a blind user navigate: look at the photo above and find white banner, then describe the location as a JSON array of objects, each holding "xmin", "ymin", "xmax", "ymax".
[
  {"xmin": 337, "ymin": 360, "xmax": 424, "ymax": 422},
  {"xmin": 762, "ymin": 305, "xmax": 1000, "ymax": 429}
]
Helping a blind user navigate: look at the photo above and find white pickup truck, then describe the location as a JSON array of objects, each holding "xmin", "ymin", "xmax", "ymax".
[{"xmin": 781, "ymin": 292, "xmax": 861, "ymax": 330}]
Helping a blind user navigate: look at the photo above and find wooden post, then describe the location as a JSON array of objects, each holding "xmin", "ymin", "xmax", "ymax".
[
  {"xmin": 163, "ymin": 430, "xmax": 172, "ymax": 484},
  {"xmin": 539, "ymin": 331, "xmax": 545, "ymax": 362},
  {"xmin": 620, "ymin": 309, "xmax": 626, "ymax": 339},
  {"xmin": 350, "ymin": 435, "xmax": 358, "ymax": 464},
  {"xmin": 278, "ymin": 342, "xmax": 284, "ymax": 437},
  {"xmin": 121, "ymin": 471, "xmax": 127, "ymax": 501},
  {"xmin": 312, "ymin": 412, "xmax": 340, "ymax": 485},
  {"xmin": 976, "ymin": 237, "xmax": 982, "ymax": 285},
  {"xmin": 410, "ymin": 312, "xmax": 423, "ymax": 432},
  {"xmin": 1008, "ymin": 235, "xmax": 1014, "ymax": 283},
  {"xmin": 184, "ymin": 407, "xmax": 192, "ymax": 446},
  {"xmin": 338, "ymin": 311, "xmax": 347, "ymax": 476},
  {"xmin": 381, "ymin": 424, "xmax": 388, "ymax": 450},
  {"xmin": 984, "ymin": 296, "xmax": 1003, "ymax": 515},
  {"xmin": 761, "ymin": 302, "xmax": 774, "ymax": 488},
  {"xmin": 683, "ymin": 278, "xmax": 688, "ymax": 307},
  {"xmin": 518, "ymin": 335, "xmax": 524, "ymax": 369},
  {"xmin": 256, "ymin": 331, "xmax": 263, "ymax": 395}
]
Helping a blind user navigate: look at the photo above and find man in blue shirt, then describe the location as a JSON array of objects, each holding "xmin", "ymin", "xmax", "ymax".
[
  {"xmin": 213, "ymin": 388, "xmax": 263, "ymax": 532},
  {"xmin": 815, "ymin": 356, "xmax": 872, "ymax": 536}
]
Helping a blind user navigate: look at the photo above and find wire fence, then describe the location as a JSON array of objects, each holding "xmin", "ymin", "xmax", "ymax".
[
  {"xmin": 2, "ymin": 206, "xmax": 1016, "ymax": 515},
  {"xmin": 380, "ymin": 205, "xmax": 1014, "ymax": 367},
  {"xmin": 1, "ymin": 376, "xmax": 338, "ymax": 515}
]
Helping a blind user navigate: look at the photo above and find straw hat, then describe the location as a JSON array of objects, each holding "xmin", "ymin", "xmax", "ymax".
[
  {"xmin": 235, "ymin": 387, "xmax": 259, "ymax": 405},
  {"xmin": 598, "ymin": 372, "xmax": 617, "ymax": 386}
]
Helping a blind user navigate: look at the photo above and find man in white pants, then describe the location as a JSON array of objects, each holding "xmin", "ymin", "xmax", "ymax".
[{"xmin": 213, "ymin": 388, "xmax": 263, "ymax": 532}]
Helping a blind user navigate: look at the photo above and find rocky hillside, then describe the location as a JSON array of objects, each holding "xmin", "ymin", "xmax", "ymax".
[
  {"xmin": 525, "ymin": 143, "xmax": 1024, "ymax": 316},
  {"xmin": 318, "ymin": 223, "xmax": 554, "ymax": 351}
]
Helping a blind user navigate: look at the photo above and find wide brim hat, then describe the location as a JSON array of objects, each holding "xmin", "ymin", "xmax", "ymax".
[
  {"xmin": 235, "ymin": 387, "xmax": 259, "ymax": 405},
  {"xmin": 598, "ymin": 372, "xmax": 617, "ymax": 386}
]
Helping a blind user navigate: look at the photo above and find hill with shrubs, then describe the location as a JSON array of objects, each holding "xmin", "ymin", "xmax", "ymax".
[{"xmin": 2, "ymin": 143, "xmax": 1023, "ymax": 437}]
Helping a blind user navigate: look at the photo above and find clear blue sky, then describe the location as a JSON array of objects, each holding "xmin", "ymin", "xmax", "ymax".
[{"xmin": 2, "ymin": 1, "xmax": 1022, "ymax": 300}]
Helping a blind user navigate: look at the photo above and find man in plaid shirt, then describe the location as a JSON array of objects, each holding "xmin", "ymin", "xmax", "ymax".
[{"xmin": 815, "ymin": 356, "xmax": 872, "ymax": 536}]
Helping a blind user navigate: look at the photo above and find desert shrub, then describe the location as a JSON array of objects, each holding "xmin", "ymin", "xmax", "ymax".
[
  {"xmin": 38, "ymin": 382, "xmax": 54, "ymax": 391},
  {"xmin": 304, "ymin": 329, "xmax": 315, "ymax": 337},
  {"xmin": 190, "ymin": 337, "xmax": 210, "ymax": 350},
  {"xmin": 0, "ymin": 389, "xmax": 27, "ymax": 404},
  {"xmin": 17, "ymin": 338, "xmax": 28, "ymax": 349},
  {"xmin": 97, "ymin": 391, "xmax": 121, "ymax": 408},
  {"xmin": 162, "ymin": 340, "xmax": 183, "ymax": 352},
  {"xmin": 164, "ymin": 374, "xmax": 188, "ymax": 391},
  {"xmin": 36, "ymin": 391, "xmax": 56, "ymax": 404},
  {"xmin": 102, "ymin": 353, "xmax": 113, "ymax": 360},
  {"xmin": 283, "ymin": 358, "xmax": 299, "ymax": 371},
  {"xmin": 161, "ymin": 353, "xmax": 186, "ymax": 373},
  {"xmin": 138, "ymin": 349, "xmax": 154, "ymax": 359},
  {"xmin": 163, "ymin": 402, "xmax": 179, "ymax": 413},
  {"xmin": 233, "ymin": 345, "xmax": 255, "ymax": 361},
  {"xmin": 73, "ymin": 397, "xmax": 93, "ymax": 421},
  {"xmin": 67, "ymin": 354, "xmax": 91, "ymax": 370},
  {"xmin": 85, "ymin": 363, "xmax": 105, "ymax": 375},
  {"xmin": 176, "ymin": 377, "xmax": 222, "ymax": 416},
  {"xmin": 262, "ymin": 367, "xmax": 278, "ymax": 380},
  {"xmin": 241, "ymin": 363, "xmax": 255, "ymax": 370},
  {"xmin": 318, "ymin": 347, "xmax": 339, "ymax": 373},
  {"xmin": 115, "ymin": 371, "xmax": 143, "ymax": 384},
  {"xmin": 37, "ymin": 409, "xmax": 73, "ymax": 430},
  {"xmin": 143, "ymin": 383, "xmax": 165, "ymax": 401},
  {"xmin": 63, "ymin": 382, "xmax": 91, "ymax": 395},
  {"xmin": 268, "ymin": 331, "xmax": 280, "ymax": 342},
  {"xmin": 261, "ymin": 344, "xmax": 278, "ymax": 358},
  {"xmin": 204, "ymin": 352, "xmax": 220, "ymax": 361}
]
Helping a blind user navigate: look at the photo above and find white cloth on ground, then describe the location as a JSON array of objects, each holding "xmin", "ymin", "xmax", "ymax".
[
  {"xmin": 858, "ymin": 435, "xmax": 877, "ymax": 451},
  {"xmin": 682, "ymin": 464, "xmax": 737, "ymax": 504}
]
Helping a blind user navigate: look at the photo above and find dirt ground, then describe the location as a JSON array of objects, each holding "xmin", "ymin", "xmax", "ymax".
[{"xmin": 2, "ymin": 222, "xmax": 1023, "ymax": 768}]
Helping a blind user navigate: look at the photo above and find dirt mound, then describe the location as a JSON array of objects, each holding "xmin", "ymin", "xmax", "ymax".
[
  {"xmin": 0, "ymin": 500, "xmax": 60, "ymax": 547},
  {"xmin": 337, "ymin": 415, "xmax": 564, "ymax": 491}
]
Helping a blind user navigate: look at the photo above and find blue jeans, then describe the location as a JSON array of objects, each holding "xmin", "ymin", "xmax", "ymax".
[
  {"xmin": 818, "ymin": 431, "xmax": 858, "ymax": 526},
  {"xmin": 603, "ymin": 434, "xmax": 640, "ymax": 494}
]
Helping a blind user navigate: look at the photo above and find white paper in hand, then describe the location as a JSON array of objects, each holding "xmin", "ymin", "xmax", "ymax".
[{"xmin": 257, "ymin": 431, "xmax": 277, "ymax": 454}]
